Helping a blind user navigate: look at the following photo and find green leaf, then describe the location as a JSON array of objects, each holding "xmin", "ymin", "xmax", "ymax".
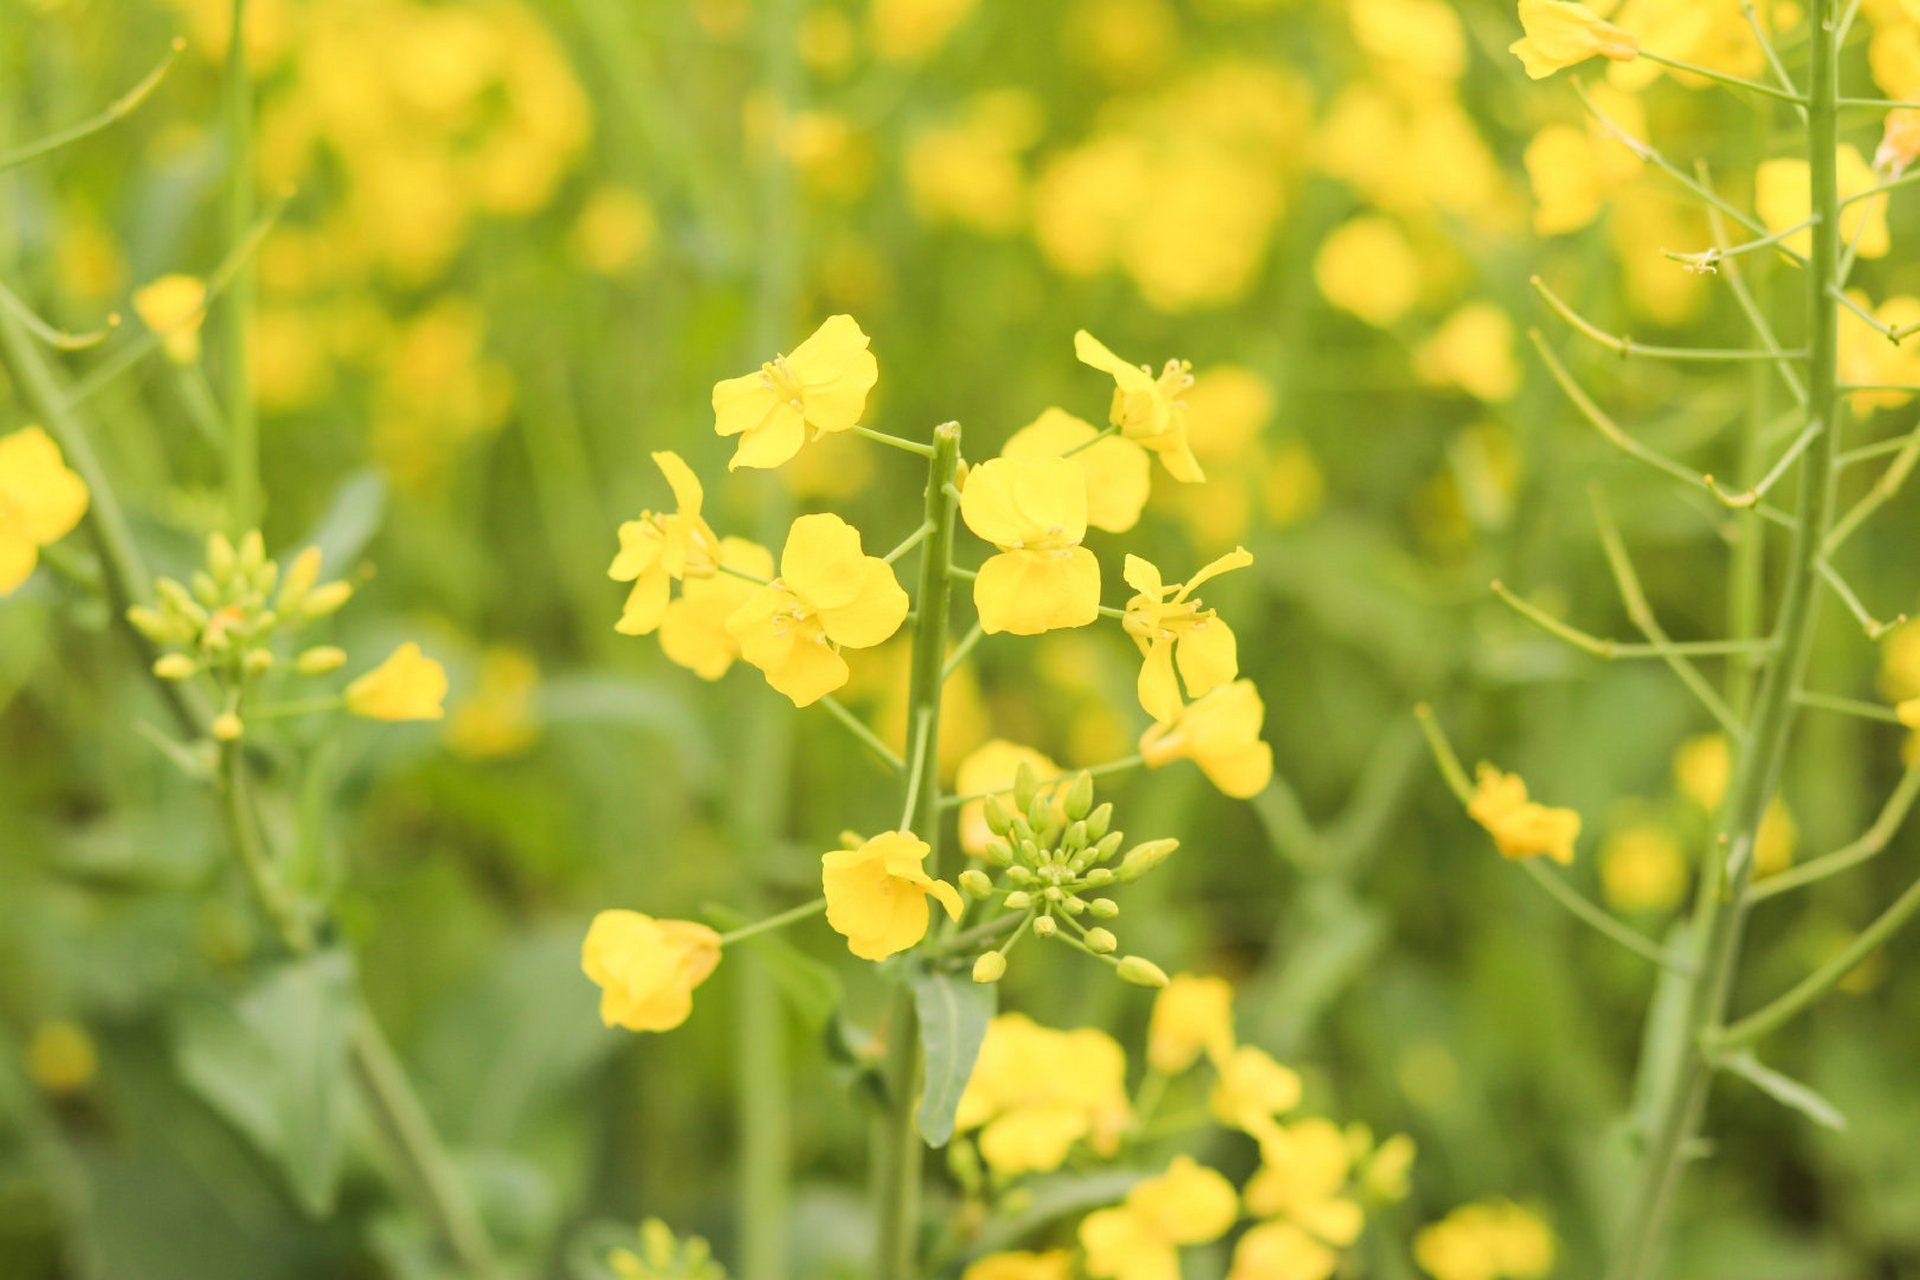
[
  {"xmin": 703, "ymin": 904, "xmax": 843, "ymax": 1031},
  {"xmin": 1717, "ymin": 1050, "xmax": 1848, "ymax": 1133},
  {"xmin": 172, "ymin": 950, "xmax": 356, "ymax": 1216},
  {"xmin": 910, "ymin": 966, "xmax": 995, "ymax": 1148}
]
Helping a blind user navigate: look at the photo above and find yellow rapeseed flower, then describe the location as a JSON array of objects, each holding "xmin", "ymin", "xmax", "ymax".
[
  {"xmin": 444, "ymin": 647, "xmax": 541, "ymax": 759},
  {"xmin": 1314, "ymin": 215, "xmax": 1422, "ymax": 328},
  {"xmin": 1002, "ymin": 407, "xmax": 1151, "ymax": 534},
  {"xmin": 581, "ymin": 910, "xmax": 723, "ymax": 1033},
  {"xmin": 962, "ymin": 1252, "xmax": 1074, "ymax": 1280},
  {"xmin": 659, "ymin": 536, "xmax": 775, "ymax": 680},
  {"xmin": 1415, "ymin": 1200, "xmax": 1555, "ymax": 1280},
  {"xmin": 608, "ymin": 451, "xmax": 721, "ymax": 637},
  {"xmin": 1509, "ymin": 0, "xmax": 1639, "ymax": 80},
  {"xmin": 1414, "ymin": 303, "xmax": 1521, "ymax": 403},
  {"xmin": 1074, "ymin": 330, "xmax": 1204, "ymax": 482},
  {"xmin": 0, "ymin": 426, "xmax": 90, "ymax": 596},
  {"xmin": 1079, "ymin": 1155, "xmax": 1238, "ymax": 1280},
  {"xmin": 1122, "ymin": 548, "xmax": 1253, "ymax": 722},
  {"xmin": 1147, "ymin": 972, "xmax": 1235, "ymax": 1074},
  {"xmin": 346, "ymin": 642, "xmax": 449, "ymax": 721},
  {"xmin": 1243, "ymin": 1117, "xmax": 1365, "ymax": 1248},
  {"xmin": 1467, "ymin": 765, "xmax": 1580, "ymax": 865},
  {"xmin": 1599, "ymin": 822, "xmax": 1688, "ymax": 913},
  {"xmin": 1139, "ymin": 679, "xmax": 1274, "ymax": 798},
  {"xmin": 726, "ymin": 513, "xmax": 909, "ymax": 707},
  {"xmin": 955, "ymin": 1013, "xmax": 1131, "ymax": 1173},
  {"xmin": 960, "ymin": 456, "xmax": 1102, "ymax": 636},
  {"xmin": 1229, "ymin": 1220, "xmax": 1339, "ymax": 1280},
  {"xmin": 132, "ymin": 274, "xmax": 209, "ymax": 364},
  {"xmin": 822, "ymin": 830, "xmax": 964, "ymax": 960},
  {"xmin": 1757, "ymin": 147, "xmax": 1889, "ymax": 260},
  {"xmin": 1877, "ymin": 107, "xmax": 1920, "ymax": 175},
  {"xmin": 1210, "ymin": 1044, "xmax": 1303, "ymax": 1147},
  {"xmin": 711, "ymin": 314, "xmax": 878, "ymax": 470}
]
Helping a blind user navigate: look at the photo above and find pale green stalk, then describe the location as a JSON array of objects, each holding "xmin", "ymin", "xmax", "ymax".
[
  {"xmin": 223, "ymin": 0, "xmax": 257, "ymax": 532},
  {"xmin": 1606, "ymin": 6, "xmax": 1843, "ymax": 1274},
  {"xmin": 875, "ymin": 423, "xmax": 962, "ymax": 1280}
]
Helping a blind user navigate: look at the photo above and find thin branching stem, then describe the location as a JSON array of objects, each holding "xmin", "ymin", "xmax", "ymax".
[
  {"xmin": 1752, "ymin": 755, "xmax": 1920, "ymax": 899},
  {"xmin": 0, "ymin": 37, "xmax": 184, "ymax": 171},
  {"xmin": 1534, "ymin": 276, "xmax": 1806, "ymax": 362}
]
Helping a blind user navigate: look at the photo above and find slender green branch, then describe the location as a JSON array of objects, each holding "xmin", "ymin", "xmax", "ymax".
[
  {"xmin": 715, "ymin": 897, "xmax": 828, "ymax": 944},
  {"xmin": 1412, "ymin": 704, "xmax": 1473, "ymax": 804},
  {"xmin": 1491, "ymin": 579, "xmax": 1777, "ymax": 660},
  {"xmin": 898, "ymin": 710, "xmax": 934, "ymax": 831},
  {"xmin": 1817, "ymin": 558, "xmax": 1904, "ymax": 637},
  {"xmin": 943, "ymin": 619, "xmax": 983, "ymax": 680},
  {"xmin": 1791, "ymin": 689, "xmax": 1904, "ymax": 723},
  {"xmin": 1664, "ymin": 218, "xmax": 1815, "ymax": 272},
  {"xmin": 1752, "ymin": 755, "xmax": 1920, "ymax": 899},
  {"xmin": 1060, "ymin": 424, "xmax": 1119, "ymax": 458},
  {"xmin": 1697, "ymin": 167, "xmax": 1807, "ymax": 407},
  {"xmin": 1534, "ymin": 276, "xmax": 1806, "ymax": 362},
  {"xmin": 884, "ymin": 521, "xmax": 934, "ymax": 565},
  {"xmin": 0, "ymin": 36, "xmax": 185, "ymax": 171},
  {"xmin": 1739, "ymin": 0, "xmax": 1803, "ymax": 106},
  {"xmin": 0, "ymin": 276, "xmax": 117, "ymax": 350},
  {"xmin": 1520, "ymin": 860, "xmax": 1697, "ymax": 972},
  {"xmin": 817, "ymin": 695, "xmax": 905, "ymax": 772},
  {"xmin": 938, "ymin": 754, "xmax": 1145, "ymax": 809},
  {"xmin": 1826, "ymin": 432, "xmax": 1920, "ymax": 553},
  {"xmin": 1638, "ymin": 50, "xmax": 1807, "ymax": 104},
  {"xmin": 1707, "ymin": 421, "xmax": 1819, "ymax": 508},
  {"xmin": 716, "ymin": 561, "xmax": 774, "ymax": 586},
  {"xmin": 850, "ymin": 423, "xmax": 936, "ymax": 457}
]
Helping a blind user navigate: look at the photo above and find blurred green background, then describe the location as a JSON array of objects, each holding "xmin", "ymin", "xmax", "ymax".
[{"xmin": 6, "ymin": 0, "xmax": 1920, "ymax": 1276}]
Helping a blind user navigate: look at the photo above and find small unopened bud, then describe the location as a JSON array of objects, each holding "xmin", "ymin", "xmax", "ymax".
[
  {"xmin": 982, "ymin": 838, "xmax": 1013, "ymax": 866},
  {"xmin": 153, "ymin": 653, "xmax": 197, "ymax": 681},
  {"xmin": 302, "ymin": 580, "xmax": 353, "ymax": 619},
  {"xmin": 983, "ymin": 793, "xmax": 1012, "ymax": 836},
  {"xmin": 238, "ymin": 530, "xmax": 265, "ymax": 573},
  {"xmin": 958, "ymin": 869, "xmax": 994, "ymax": 899},
  {"xmin": 210, "ymin": 712, "xmax": 243, "ymax": 742},
  {"xmin": 1005, "ymin": 865, "xmax": 1033, "ymax": 885},
  {"xmin": 296, "ymin": 645, "xmax": 347, "ymax": 675},
  {"xmin": 157, "ymin": 578, "xmax": 207, "ymax": 625},
  {"xmin": 1091, "ymin": 831, "xmax": 1124, "ymax": 864},
  {"xmin": 242, "ymin": 649, "xmax": 273, "ymax": 676},
  {"xmin": 1117, "ymin": 956, "xmax": 1169, "ymax": 988},
  {"xmin": 278, "ymin": 547, "xmax": 323, "ymax": 610},
  {"xmin": 1089, "ymin": 897, "xmax": 1119, "ymax": 918},
  {"xmin": 1012, "ymin": 761, "xmax": 1040, "ymax": 810},
  {"xmin": 1083, "ymin": 867, "xmax": 1115, "ymax": 887},
  {"xmin": 1061, "ymin": 896, "xmax": 1087, "ymax": 916},
  {"xmin": 1117, "ymin": 838, "xmax": 1179, "ymax": 883},
  {"xmin": 1004, "ymin": 890, "xmax": 1032, "ymax": 911},
  {"xmin": 837, "ymin": 830, "xmax": 865, "ymax": 850},
  {"xmin": 1032, "ymin": 915, "xmax": 1058, "ymax": 938},
  {"xmin": 252, "ymin": 559, "xmax": 279, "ymax": 598},
  {"xmin": 1064, "ymin": 771, "xmax": 1094, "ymax": 821},
  {"xmin": 1084, "ymin": 927, "xmax": 1117, "ymax": 954},
  {"xmin": 1085, "ymin": 803, "xmax": 1113, "ymax": 841},
  {"xmin": 1063, "ymin": 820, "xmax": 1088, "ymax": 853},
  {"xmin": 127, "ymin": 605, "xmax": 177, "ymax": 644},
  {"xmin": 972, "ymin": 952, "xmax": 1007, "ymax": 984},
  {"xmin": 207, "ymin": 531, "xmax": 236, "ymax": 581}
]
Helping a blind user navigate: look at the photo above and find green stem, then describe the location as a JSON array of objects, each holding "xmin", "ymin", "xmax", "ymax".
[
  {"xmin": 851, "ymin": 423, "xmax": 937, "ymax": 457},
  {"xmin": 223, "ymin": 0, "xmax": 257, "ymax": 533},
  {"xmin": 1751, "ymin": 754, "xmax": 1920, "ymax": 899},
  {"xmin": 818, "ymin": 694, "xmax": 905, "ymax": 772},
  {"xmin": 1638, "ymin": 50, "xmax": 1807, "ymax": 103},
  {"xmin": 874, "ymin": 422, "xmax": 961, "ymax": 1280},
  {"xmin": 1606, "ymin": 7, "xmax": 1843, "ymax": 1274},
  {"xmin": 717, "ymin": 898, "xmax": 828, "ymax": 945},
  {"xmin": 1519, "ymin": 860, "xmax": 1694, "ymax": 972},
  {"xmin": 0, "ymin": 36, "xmax": 183, "ymax": 172}
]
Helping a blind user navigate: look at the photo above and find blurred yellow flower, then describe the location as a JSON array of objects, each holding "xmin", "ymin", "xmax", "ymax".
[
  {"xmin": 712, "ymin": 315, "xmax": 879, "ymax": 471},
  {"xmin": 870, "ymin": 0, "xmax": 976, "ymax": 61},
  {"xmin": 1509, "ymin": 0, "xmax": 1638, "ymax": 80},
  {"xmin": 346, "ymin": 643, "xmax": 449, "ymax": 721},
  {"xmin": 822, "ymin": 831, "xmax": 964, "ymax": 960},
  {"xmin": 1672, "ymin": 732, "xmax": 1729, "ymax": 812},
  {"xmin": 27, "ymin": 1021, "xmax": 97, "ymax": 1096},
  {"xmin": 1229, "ymin": 1220, "xmax": 1338, "ymax": 1280},
  {"xmin": 1210, "ymin": 1044, "xmax": 1303, "ymax": 1144},
  {"xmin": 1080, "ymin": 1155, "xmax": 1238, "ymax": 1280},
  {"xmin": 1839, "ymin": 290, "xmax": 1920, "ymax": 416},
  {"xmin": 961, "ymin": 457, "xmax": 1102, "ymax": 635},
  {"xmin": 955, "ymin": 740, "xmax": 1063, "ymax": 856},
  {"xmin": 1075, "ymin": 330, "xmax": 1204, "ymax": 482},
  {"xmin": 659, "ymin": 537, "xmax": 775, "ymax": 681},
  {"xmin": 956, "ymin": 1013, "xmax": 1131, "ymax": 1173},
  {"xmin": 1315, "ymin": 215, "xmax": 1420, "ymax": 328},
  {"xmin": 444, "ymin": 647, "xmax": 541, "ymax": 759},
  {"xmin": 581, "ymin": 910, "xmax": 723, "ymax": 1033},
  {"xmin": 609, "ymin": 451, "xmax": 721, "ymax": 637},
  {"xmin": 132, "ymin": 274, "xmax": 208, "ymax": 364},
  {"xmin": 905, "ymin": 91, "xmax": 1043, "ymax": 235},
  {"xmin": 1599, "ymin": 822, "xmax": 1687, "ymax": 912},
  {"xmin": 1243, "ymin": 1116, "xmax": 1365, "ymax": 1248},
  {"xmin": 1139, "ymin": 679, "xmax": 1274, "ymax": 798},
  {"xmin": 1003, "ymin": 407, "xmax": 1151, "ymax": 534},
  {"xmin": 1757, "ymin": 147, "xmax": 1889, "ymax": 260},
  {"xmin": 726, "ymin": 513, "xmax": 909, "ymax": 707},
  {"xmin": 1415, "ymin": 1200, "xmax": 1555, "ymax": 1280},
  {"xmin": 1147, "ymin": 972, "xmax": 1235, "ymax": 1074},
  {"xmin": 1415, "ymin": 303, "xmax": 1521, "ymax": 403},
  {"xmin": 0, "ymin": 427, "xmax": 89, "ymax": 597},
  {"xmin": 1467, "ymin": 765, "xmax": 1579, "ymax": 865},
  {"xmin": 1122, "ymin": 548, "xmax": 1252, "ymax": 722},
  {"xmin": 572, "ymin": 187, "xmax": 657, "ymax": 275},
  {"xmin": 1876, "ymin": 107, "xmax": 1920, "ymax": 175},
  {"xmin": 963, "ymin": 1252, "xmax": 1075, "ymax": 1280}
]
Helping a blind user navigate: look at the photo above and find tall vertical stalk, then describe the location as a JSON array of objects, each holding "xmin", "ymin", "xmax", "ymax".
[
  {"xmin": 874, "ymin": 423, "xmax": 962, "ymax": 1280},
  {"xmin": 222, "ymin": 0, "xmax": 256, "ymax": 532},
  {"xmin": 1607, "ymin": 7, "xmax": 1841, "ymax": 1275}
]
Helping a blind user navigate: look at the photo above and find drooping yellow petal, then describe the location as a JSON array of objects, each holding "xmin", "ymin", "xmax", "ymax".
[
  {"xmin": 1136, "ymin": 640, "xmax": 1182, "ymax": 724},
  {"xmin": 1074, "ymin": 329, "xmax": 1153, "ymax": 391},
  {"xmin": 1509, "ymin": 0, "xmax": 1638, "ymax": 80},
  {"xmin": 650, "ymin": 449, "xmax": 704, "ymax": 517},
  {"xmin": 615, "ymin": 564, "xmax": 672, "ymax": 636}
]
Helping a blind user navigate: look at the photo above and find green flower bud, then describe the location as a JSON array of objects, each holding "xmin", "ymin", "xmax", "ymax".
[
  {"xmin": 1117, "ymin": 838, "xmax": 1179, "ymax": 883},
  {"xmin": 210, "ymin": 712, "xmax": 244, "ymax": 742},
  {"xmin": 1085, "ymin": 803, "xmax": 1113, "ymax": 841},
  {"xmin": 1013, "ymin": 761, "xmax": 1040, "ymax": 810},
  {"xmin": 302, "ymin": 580, "xmax": 354, "ymax": 619},
  {"xmin": 207, "ymin": 531, "xmax": 236, "ymax": 581},
  {"xmin": 1117, "ymin": 956, "xmax": 1169, "ymax": 988},
  {"xmin": 153, "ymin": 653, "xmax": 197, "ymax": 681},
  {"xmin": 1063, "ymin": 820, "xmax": 1088, "ymax": 853},
  {"xmin": 1032, "ymin": 915, "xmax": 1058, "ymax": 938},
  {"xmin": 958, "ymin": 869, "xmax": 994, "ymax": 898},
  {"xmin": 1091, "ymin": 831, "xmax": 1125, "ymax": 864},
  {"xmin": 1042, "ymin": 885, "xmax": 1063, "ymax": 903},
  {"xmin": 1004, "ymin": 890, "xmax": 1032, "ymax": 911},
  {"xmin": 983, "ymin": 793, "xmax": 1013, "ymax": 836},
  {"xmin": 1084, "ymin": 927, "xmax": 1117, "ymax": 954},
  {"xmin": 277, "ymin": 547, "xmax": 323, "ymax": 611},
  {"xmin": 242, "ymin": 648, "xmax": 274, "ymax": 677},
  {"xmin": 252, "ymin": 558, "xmax": 279, "ymax": 599},
  {"xmin": 1083, "ymin": 867, "xmax": 1115, "ymax": 887},
  {"xmin": 127, "ymin": 605, "xmax": 177, "ymax": 644},
  {"xmin": 982, "ymin": 838, "xmax": 1013, "ymax": 866},
  {"xmin": 1006, "ymin": 865, "xmax": 1033, "ymax": 885},
  {"xmin": 191, "ymin": 571, "xmax": 221, "ymax": 607},
  {"xmin": 1089, "ymin": 897, "xmax": 1120, "ymax": 918},
  {"xmin": 296, "ymin": 645, "xmax": 347, "ymax": 675},
  {"xmin": 1061, "ymin": 896, "xmax": 1087, "ymax": 916},
  {"xmin": 972, "ymin": 952, "xmax": 1007, "ymax": 984},
  {"xmin": 238, "ymin": 530, "xmax": 266, "ymax": 574},
  {"xmin": 1064, "ymin": 771, "xmax": 1094, "ymax": 821}
]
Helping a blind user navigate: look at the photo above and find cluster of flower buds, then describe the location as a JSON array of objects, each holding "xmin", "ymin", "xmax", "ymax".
[
  {"xmin": 127, "ymin": 531, "xmax": 355, "ymax": 740},
  {"xmin": 960, "ymin": 762, "xmax": 1177, "ymax": 988},
  {"xmin": 607, "ymin": 1218, "xmax": 728, "ymax": 1280}
]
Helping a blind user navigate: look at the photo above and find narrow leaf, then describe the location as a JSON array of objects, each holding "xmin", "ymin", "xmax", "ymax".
[{"xmin": 910, "ymin": 966, "xmax": 995, "ymax": 1148}]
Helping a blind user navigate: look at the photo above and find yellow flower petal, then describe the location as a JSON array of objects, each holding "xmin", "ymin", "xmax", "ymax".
[{"xmin": 345, "ymin": 643, "xmax": 449, "ymax": 721}]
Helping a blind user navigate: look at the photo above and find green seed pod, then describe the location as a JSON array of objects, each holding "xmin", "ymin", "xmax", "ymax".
[
  {"xmin": 972, "ymin": 952, "xmax": 1007, "ymax": 984},
  {"xmin": 1089, "ymin": 897, "xmax": 1120, "ymax": 918},
  {"xmin": 983, "ymin": 793, "xmax": 1013, "ymax": 836},
  {"xmin": 1085, "ymin": 802, "xmax": 1114, "ymax": 841},
  {"xmin": 958, "ymin": 869, "xmax": 994, "ymax": 899},
  {"xmin": 1032, "ymin": 915, "xmax": 1058, "ymax": 938},
  {"xmin": 1064, "ymin": 771, "xmax": 1094, "ymax": 821},
  {"xmin": 1116, "ymin": 956, "xmax": 1169, "ymax": 988},
  {"xmin": 1084, "ymin": 927, "xmax": 1117, "ymax": 954},
  {"xmin": 1117, "ymin": 838, "xmax": 1179, "ymax": 883},
  {"xmin": 152, "ymin": 653, "xmax": 197, "ymax": 681}
]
